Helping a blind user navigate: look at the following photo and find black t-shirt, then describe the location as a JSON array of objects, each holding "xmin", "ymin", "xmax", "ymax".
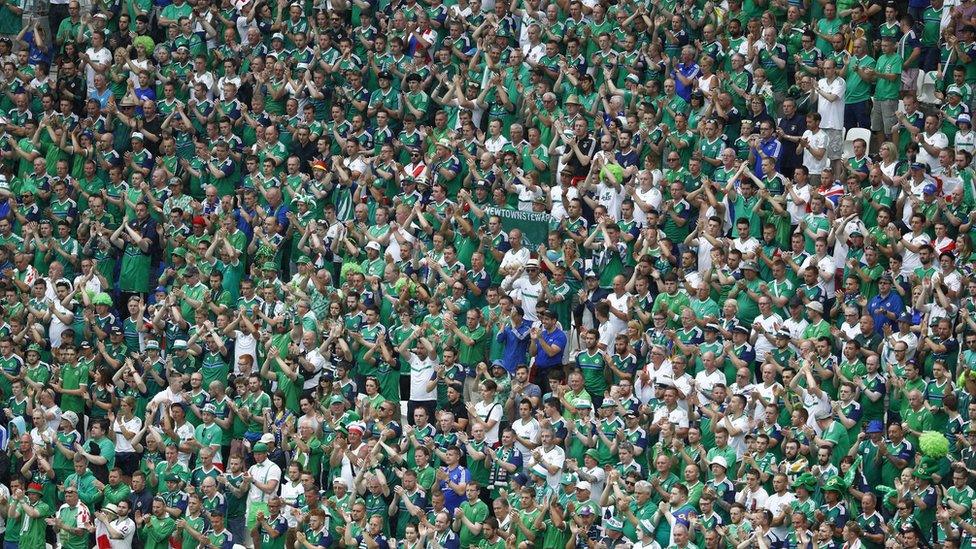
[
  {"xmin": 140, "ymin": 115, "xmax": 164, "ymax": 157},
  {"xmin": 778, "ymin": 113, "xmax": 807, "ymax": 171},
  {"xmin": 442, "ymin": 397, "xmax": 468, "ymax": 424},
  {"xmin": 565, "ymin": 136, "xmax": 596, "ymax": 177}
]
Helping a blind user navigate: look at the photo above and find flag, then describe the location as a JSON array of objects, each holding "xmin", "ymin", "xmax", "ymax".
[
  {"xmin": 95, "ymin": 519, "xmax": 112, "ymax": 549},
  {"xmin": 818, "ymin": 180, "xmax": 845, "ymax": 207}
]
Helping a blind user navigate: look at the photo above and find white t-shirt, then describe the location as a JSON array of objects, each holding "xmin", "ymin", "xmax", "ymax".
[
  {"xmin": 696, "ymin": 235, "xmax": 719, "ymax": 273},
  {"xmin": 918, "ymin": 131, "xmax": 949, "ymax": 172},
  {"xmin": 174, "ymin": 422, "xmax": 195, "ymax": 468},
  {"xmin": 511, "ymin": 277, "xmax": 545, "ymax": 321},
  {"xmin": 801, "ymin": 129, "xmax": 830, "ymax": 175},
  {"xmin": 652, "ymin": 405, "xmax": 689, "ymax": 429},
  {"xmin": 513, "ymin": 183, "xmax": 542, "ymax": 212},
  {"xmin": 527, "ymin": 444, "xmax": 566, "ymax": 489},
  {"xmin": 605, "ymin": 291, "xmax": 632, "ymax": 334},
  {"xmin": 816, "ymin": 77, "xmax": 846, "ymax": 130},
  {"xmin": 751, "ymin": 313, "xmax": 784, "ymax": 361},
  {"xmin": 900, "ymin": 231, "xmax": 932, "ymax": 274},
  {"xmin": 800, "ymin": 254, "xmax": 836, "ymax": 295},
  {"xmin": 636, "ymin": 362, "xmax": 674, "ymax": 403},
  {"xmin": 84, "ymin": 47, "xmax": 112, "ymax": 88},
  {"xmin": 832, "ymin": 217, "xmax": 867, "ymax": 269},
  {"xmin": 733, "ymin": 237, "xmax": 761, "ymax": 258},
  {"xmin": 512, "ymin": 417, "xmax": 540, "ymax": 457},
  {"xmin": 106, "ymin": 517, "xmax": 135, "ymax": 549},
  {"xmin": 301, "ymin": 348, "xmax": 327, "ymax": 391},
  {"xmin": 754, "ymin": 382, "xmax": 784, "ymax": 420},
  {"xmin": 113, "ymin": 415, "xmax": 143, "ymax": 453},
  {"xmin": 407, "ymin": 352, "xmax": 437, "ymax": 402},
  {"xmin": 633, "ymin": 185, "xmax": 662, "ymax": 226},
  {"xmin": 765, "ymin": 491, "xmax": 797, "ymax": 539},
  {"xmin": 473, "ymin": 400, "xmax": 504, "ymax": 445},
  {"xmin": 499, "ymin": 247, "xmax": 531, "ymax": 272},
  {"xmin": 548, "ymin": 185, "xmax": 579, "ymax": 220},
  {"xmin": 594, "ymin": 182, "xmax": 624, "ymax": 219},
  {"xmin": 583, "ymin": 465, "xmax": 606, "ymax": 503},
  {"xmin": 726, "ymin": 414, "xmax": 751, "ymax": 458},
  {"xmin": 787, "ymin": 183, "xmax": 812, "ymax": 225},
  {"xmin": 247, "ymin": 459, "xmax": 282, "ymax": 503},
  {"xmin": 48, "ymin": 298, "xmax": 74, "ymax": 349},
  {"xmin": 233, "ymin": 330, "xmax": 258, "ymax": 374},
  {"xmin": 695, "ymin": 369, "xmax": 726, "ymax": 403},
  {"xmin": 485, "ymin": 135, "xmax": 510, "ymax": 155},
  {"xmin": 956, "ymin": 130, "xmax": 975, "ymax": 154},
  {"xmin": 189, "ymin": 72, "xmax": 216, "ymax": 99},
  {"xmin": 738, "ymin": 486, "xmax": 769, "ymax": 513},
  {"xmin": 279, "ymin": 480, "xmax": 305, "ymax": 527}
]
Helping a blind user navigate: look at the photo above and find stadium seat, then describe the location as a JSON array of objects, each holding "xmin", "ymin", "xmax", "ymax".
[
  {"xmin": 919, "ymin": 71, "xmax": 939, "ymax": 105},
  {"xmin": 843, "ymin": 127, "xmax": 872, "ymax": 160}
]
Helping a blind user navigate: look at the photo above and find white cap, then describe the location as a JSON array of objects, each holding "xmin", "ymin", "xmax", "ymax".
[
  {"xmin": 365, "ymin": 241, "xmax": 381, "ymax": 251},
  {"xmin": 577, "ymin": 481, "xmax": 592, "ymax": 491},
  {"xmin": 62, "ymin": 411, "xmax": 79, "ymax": 427}
]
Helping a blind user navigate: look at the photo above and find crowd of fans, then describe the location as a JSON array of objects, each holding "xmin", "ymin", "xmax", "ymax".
[{"xmin": 0, "ymin": 0, "xmax": 975, "ymax": 548}]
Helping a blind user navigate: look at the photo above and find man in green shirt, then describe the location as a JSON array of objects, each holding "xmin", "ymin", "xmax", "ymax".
[
  {"xmin": 812, "ymin": 408, "xmax": 850, "ymax": 465},
  {"xmin": 872, "ymin": 36, "xmax": 903, "ymax": 142},
  {"xmin": 140, "ymin": 498, "xmax": 177, "ymax": 549},
  {"xmin": 255, "ymin": 498, "xmax": 289, "ymax": 549},
  {"xmin": 453, "ymin": 483, "xmax": 489, "ymax": 548},
  {"xmin": 53, "ymin": 485, "xmax": 91, "ymax": 549},
  {"xmin": 103, "ymin": 469, "xmax": 132, "ymax": 507},
  {"xmin": 62, "ymin": 455, "xmax": 102, "ymax": 510},
  {"xmin": 902, "ymin": 389, "xmax": 934, "ymax": 449},
  {"xmin": 652, "ymin": 274, "xmax": 690, "ymax": 328},
  {"xmin": 843, "ymin": 38, "xmax": 875, "ymax": 130},
  {"xmin": 15, "ymin": 483, "xmax": 51, "ymax": 549}
]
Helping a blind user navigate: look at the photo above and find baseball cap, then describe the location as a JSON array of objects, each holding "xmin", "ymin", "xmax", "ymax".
[{"xmin": 62, "ymin": 411, "xmax": 79, "ymax": 427}]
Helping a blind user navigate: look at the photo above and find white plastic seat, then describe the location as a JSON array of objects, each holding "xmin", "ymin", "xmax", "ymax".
[
  {"xmin": 842, "ymin": 127, "xmax": 872, "ymax": 160},
  {"xmin": 919, "ymin": 71, "xmax": 939, "ymax": 105}
]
